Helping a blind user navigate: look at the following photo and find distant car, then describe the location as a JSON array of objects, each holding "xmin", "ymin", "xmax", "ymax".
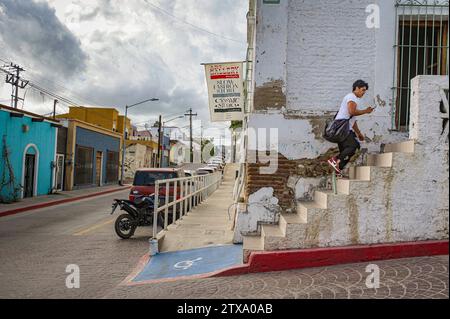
[
  {"xmin": 196, "ymin": 167, "xmax": 215, "ymax": 175},
  {"xmin": 129, "ymin": 168, "xmax": 185, "ymax": 201},
  {"xmin": 208, "ymin": 159, "xmax": 224, "ymax": 167},
  {"xmin": 183, "ymin": 169, "xmax": 197, "ymax": 177},
  {"xmin": 206, "ymin": 164, "xmax": 221, "ymax": 171}
]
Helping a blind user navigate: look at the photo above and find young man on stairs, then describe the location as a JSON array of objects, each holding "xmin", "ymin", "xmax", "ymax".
[{"xmin": 328, "ymin": 80, "xmax": 374, "ymax": 176}]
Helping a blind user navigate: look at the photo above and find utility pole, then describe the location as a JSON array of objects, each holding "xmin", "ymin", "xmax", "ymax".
[
  {"xmin": 120, "ymin": 98, "xmax": 158, "ymax": 185},
  {"xmin": 157, "ymin": 115, "xmax": 162, "ymax": 168},
  {"xmin": 200, "ymin": 125, "xmax": 203, "ymax": 163},
  {"xmin": 184, "ymin": 108, "xmax": 197, "ymax": 163},
  {"xmin": 5, "ymin": 63, "xmax": 29, "ymax": 109},
  {"xmin": 53, "ymin": 99, "xmax": 58, "ymax": 119}
]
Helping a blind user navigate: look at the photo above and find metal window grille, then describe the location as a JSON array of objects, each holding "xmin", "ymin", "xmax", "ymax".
[
  {"xmin": 106, "ymin": 150, "xmax": 119, "ymax": 183},
  {"xmin": 392, "ymin": 0, "xmax": 449, "ymax": 131},
  {"xmin": 74, "ymin": 145, "xmax": 94, "ymax": 186}
]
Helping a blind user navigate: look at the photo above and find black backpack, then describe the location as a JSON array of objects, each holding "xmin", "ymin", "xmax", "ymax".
[{"xmin": 323, "ymin": 112, "xmax": 352, "ymax": 143}]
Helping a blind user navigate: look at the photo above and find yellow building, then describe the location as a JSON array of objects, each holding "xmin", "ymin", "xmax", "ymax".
[
  {"xmin": 57, "ymin": 106, "xmax": 132, "ymax": 135},
  {"xmin": 117, "ymin": 115, "xmax": 132, "ymax": 137}
]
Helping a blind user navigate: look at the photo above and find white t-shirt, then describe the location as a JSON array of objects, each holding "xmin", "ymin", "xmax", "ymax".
[{"xmin": 335, "ymin": 93, "xmax": 361, "ymax": 131}]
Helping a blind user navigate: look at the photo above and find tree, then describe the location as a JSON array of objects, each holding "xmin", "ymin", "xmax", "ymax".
[
  {"xmin": 201, "ymin": 138, "xmax": 215, "ymax": 158},
  {"xmin": 229, "ymin": 120, "xmax": 243, "ymax": 131}
]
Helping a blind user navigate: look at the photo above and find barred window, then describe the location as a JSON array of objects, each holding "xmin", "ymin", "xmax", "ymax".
[
  {"xmin": 106, "ymin": 150, "xmax": 119, "ymax": 183},
  {"xmin": 74, "ymin": 145, "xmax": 94, "ymax": 186},
  {"xmin": 393, "ymin": 0, "xmax": 449, "ymax": 131}
]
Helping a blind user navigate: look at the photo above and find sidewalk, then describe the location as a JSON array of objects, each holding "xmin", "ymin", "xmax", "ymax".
[
  {"xmin": 159, "ymin": 164, "xmax": 239, "ymax": 252},
  {"xmin": 0, "ymin": 184, "xmax": 130, "ymax": 217}
]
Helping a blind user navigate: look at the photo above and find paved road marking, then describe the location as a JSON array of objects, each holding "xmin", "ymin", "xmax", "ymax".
[
  {"xmin": 126, "ymin": 244, "xmax": 243, "ymax": 285},
  {"xmin": 73, "ymin": 218, "xmax": 114, "ymax": 236}
]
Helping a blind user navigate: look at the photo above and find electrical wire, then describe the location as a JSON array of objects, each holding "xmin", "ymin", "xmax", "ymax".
[
  {"xmin": 0, "ymin": 67, "xmax": 121, "ymax": 123},
  {"xmin": 142, "ymin": 0, "xmax": 245, "ymax": 44}
]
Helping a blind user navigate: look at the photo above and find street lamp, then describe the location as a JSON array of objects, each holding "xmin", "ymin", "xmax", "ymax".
[{"xmin": 120, "ymin": 98, "xmax": 159, "ymax": 185}]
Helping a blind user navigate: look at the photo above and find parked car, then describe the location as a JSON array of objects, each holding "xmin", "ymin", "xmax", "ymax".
[
  {"xmin": 183, "ymin": 169, "xmax": 197, "ymax": 177},
  {"xmin": 196, "ymin": 167, "xmax": 215, "ymax": 175},
  {"xmin": 206, "ymin": 163, "xmax": 221, "ymax": 171},
  {"xmin": 129, "ymin": 168, "xmax": 185, "ymax": 201}
]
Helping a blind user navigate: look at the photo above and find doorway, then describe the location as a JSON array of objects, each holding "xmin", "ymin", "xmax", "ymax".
[
  {"xmin": 96, "ymin": 151, "xmax": 103, "ymax": 186},
  {"xmin": 55, "ymin": 154, "xmax": 64, "ymax": 191},
  {"xmin": 24, "ymin": 154, "xmax": 35, "ymax": 198}
]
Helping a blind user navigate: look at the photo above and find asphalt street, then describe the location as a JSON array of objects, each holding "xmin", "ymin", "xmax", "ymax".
[{"xmin": 0, "ymin": 190, "xmax": 448, "ymax": 299}]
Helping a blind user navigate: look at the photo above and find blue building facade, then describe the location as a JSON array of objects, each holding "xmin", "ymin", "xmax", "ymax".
[
  {"xmin": 68, "ymin": 122, "xmax": 121, "ymax": 189},
  {"xmin": 0, "ymin": 105, "xmax": 58, "ymax": 203}
]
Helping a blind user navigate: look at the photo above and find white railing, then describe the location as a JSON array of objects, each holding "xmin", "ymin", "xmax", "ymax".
[{"xmin": 152, "ymin": 171, "xmax": 223, "ymax": 239}]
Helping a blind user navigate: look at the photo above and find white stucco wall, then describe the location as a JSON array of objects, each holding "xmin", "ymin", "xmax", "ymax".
[
  {"xmin": 254, "ymin": 0, "xmax": 288, "ymax": 89},
  {"xmin": 286, "ymin": 0, "xmax": 376, "ymax": 111},
  {"xmin": 125, "ymin": 144, "xmax": 152, "ymax": 180},
  {"xmin": 257, "ymin": 76, "xmax": 449, "ymax": 251},
  {"xmin": 249, "ymin": 0, "xmax": 412, "ymax": 160},
  {"xmin": 233, "ymin": 187, "xmax": 280, "ymax": 243}
]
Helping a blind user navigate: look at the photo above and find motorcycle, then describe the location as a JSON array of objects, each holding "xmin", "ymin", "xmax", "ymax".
[{"xmin": 111, "ymin": 194, "xmax": 170, "ymax": 239}]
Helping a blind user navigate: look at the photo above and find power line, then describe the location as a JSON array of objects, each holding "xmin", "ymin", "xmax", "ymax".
[
  {"xmin": 0, "ymin": 55, "xmax": 103, "ymax": 107},
  {"xmin": 0, "ymin": 67, "xmax": 119, "ymax": 123},
  {"xmin": 143, "ymin": 0, "xmax": 245, "ymax": 44}
]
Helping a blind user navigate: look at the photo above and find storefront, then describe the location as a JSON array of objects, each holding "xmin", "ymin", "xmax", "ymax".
[{"xmin": 62, "ymin": 119, "xmax": 122, "ymax": 191}]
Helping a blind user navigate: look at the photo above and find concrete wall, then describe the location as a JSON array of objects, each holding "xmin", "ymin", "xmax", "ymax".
[
  {"xmin": 250, "ymin": 0, "xmax": 405, "ymax": 158},
  {"xmin": 248, "ymin": 76, "xmax": 449, "ymax": 250},
  {"xmin": 125, "ymin": 143, "xmax": 153, "ymax": 181},
  {"xmin": 239, "ymin": 0, "xmax": 447, "ymax": 238},
  {"xmin": 309, "ymin": 76, "xmax": 447, "ymax": 248}
]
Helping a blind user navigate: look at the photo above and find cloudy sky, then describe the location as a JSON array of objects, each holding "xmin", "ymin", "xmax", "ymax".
[{"xmin": 0, "ymin": 0, "xmax": 247, "ymax": 139}]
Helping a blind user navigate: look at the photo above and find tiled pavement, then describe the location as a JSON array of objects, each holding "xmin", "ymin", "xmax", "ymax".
[{"xmin": 105, "ymin": 255, "xmax": 449, "ymax": 299}]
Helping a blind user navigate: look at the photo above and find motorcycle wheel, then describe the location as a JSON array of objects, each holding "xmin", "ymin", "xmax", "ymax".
[{"xmin": 115, "ymin": 214, "xmax": 137, "ymax": 239}]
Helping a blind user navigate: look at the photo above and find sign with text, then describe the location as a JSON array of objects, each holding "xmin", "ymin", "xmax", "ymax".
[{"xmin": 203, "ymin": 62, "xmax": 244, "ymax": 122}]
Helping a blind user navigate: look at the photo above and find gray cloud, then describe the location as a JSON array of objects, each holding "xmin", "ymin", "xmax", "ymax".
[
  {"xmin": 0, "ymin": 0, "xmax": 246, "ymax": 137},
  {"xmin": 0, "ymin": 0, "xmax": 87, "ymax": 77}
]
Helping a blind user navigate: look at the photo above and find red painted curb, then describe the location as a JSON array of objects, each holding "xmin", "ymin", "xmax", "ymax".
[
  {"xmin": 0, "ymin": 186, "xmax": 131, "ymax": 218},
  {"xmin": 212, "ymin": 240, "xmax": 449, "ymax": 277}
]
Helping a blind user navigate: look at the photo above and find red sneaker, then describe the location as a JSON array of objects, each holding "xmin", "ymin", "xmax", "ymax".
[{"xmin": 327, "ymin": 157, "xmax": 342, "ymax": 175}]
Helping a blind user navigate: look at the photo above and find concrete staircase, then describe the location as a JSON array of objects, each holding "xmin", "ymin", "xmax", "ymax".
[{"xmin": 242, "ymin": 140, "xmax": 423, "ymax": 262}]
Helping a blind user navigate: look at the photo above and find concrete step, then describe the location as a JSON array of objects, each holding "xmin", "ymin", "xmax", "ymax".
[
  {"xmin": 314, "ymin": 190, "xmax": 349, "ymax": 210},
  {"xmin": 261, "ymin": 224, "xmax": 285, "ymax": 238},
  {"xmin": 279, "ymin": 213, "xmax": 306, "ymax": 234},
  {"xmin": 297, "ymin": 201, "xmax": 324, "ymax": 223},
  {"xmin": 367, "ymin": 152, "xmax": 393, "ymax": 167},
  {"xmin": 313, "ymin": 190, "xmax": 329, "ymax": 208},
  {"xmin": 348, "ymin": 166, "xmax": 371, "ymax": 181},
  {"xmin": 384, "ymin": 140, "xmax": 415, "ymax": 153},
  {"xmin": 262, "ymin": 224, "xmax": 289, "ymax": 251},
  {"xmin": 242, "ymin": 235, "xmax": 264, "ymax": 263},
  {"xmin": 336, "ymin": 179, "xmax": 369, "ymax": 195}
]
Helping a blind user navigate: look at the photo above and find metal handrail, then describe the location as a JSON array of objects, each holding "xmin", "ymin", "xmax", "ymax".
[{"xmin": 152, "ymin": 171, "xmax": 223, "ymax": 238}]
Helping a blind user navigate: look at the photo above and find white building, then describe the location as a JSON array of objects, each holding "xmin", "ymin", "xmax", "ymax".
[{"xmin": 235, "ymin": 0, "xmax": 449, "ymax": 258}]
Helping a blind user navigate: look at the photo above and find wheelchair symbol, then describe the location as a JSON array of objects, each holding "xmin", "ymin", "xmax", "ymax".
[{"xmin": 174, "ymin": 257, "xmax": 203, "ymax": 270}]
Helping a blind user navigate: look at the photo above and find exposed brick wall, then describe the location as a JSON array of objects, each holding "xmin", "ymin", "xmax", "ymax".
[
  {"xmin": 245, "ymin": 152, "xmax": 297, "ymax": 211},
  {"xmin": 245, "ymin": 147, "xmax": 366, "ymax": 211}
]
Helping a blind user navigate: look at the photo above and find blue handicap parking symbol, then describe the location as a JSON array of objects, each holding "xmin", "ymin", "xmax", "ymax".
[{"xmin": 132, "ymin": 244, "xmax": 243, "ymax": 282}]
